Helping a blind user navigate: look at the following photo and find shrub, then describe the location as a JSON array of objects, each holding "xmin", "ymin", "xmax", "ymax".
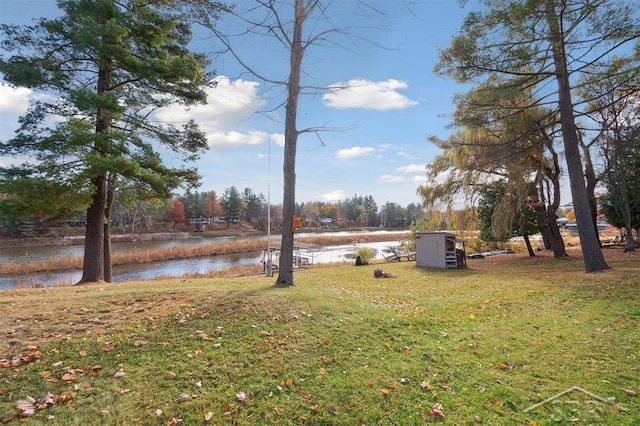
[{"xmin": 355, "ymin": 246, "xmax": 375, "ymax": 264}]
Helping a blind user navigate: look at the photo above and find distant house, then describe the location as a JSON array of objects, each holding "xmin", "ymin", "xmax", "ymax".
[{"xmin": 320, "ymin": 217, "xmax": 334, "ymax": 227}]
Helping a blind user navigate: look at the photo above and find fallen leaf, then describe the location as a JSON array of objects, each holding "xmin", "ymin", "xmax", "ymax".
[
  {"xmin": 113, "ymin": 369, "xmax": 127, "ymax": 378},
  {"xmin": 205, "ymin": 411, "xmax": 213, "ymax": 421},
  {"xmin": 16, "ymin": 397, "xmax": 36, "ymax": 417},
  {"xmin": 621, "ymin": 388, "xmax": 637, "ymax": 397},
  {"xmin": 380, "ymin": 388, "xmax": 390, "ymax": 397},
  {"xmin": 426, "ymin": 402, "xmax": 445, "ymax": 417},
  {"xmin": 59, "ymin": 391, "xmax": 75, "ymax": 406},
  {"xmin": 35, "ymin": 392, "xmax": 56, "ymax": 410},
  {"xmin": 74, "ymin": 382, "xmax": 93, "ymax": 392},
  {"xmin": 176, "ymin": 393, "xmax": 190, "ymax": 402},
  {"xmin": 61, "ymin": 373, "xmax": 77, "ymax": 382}
]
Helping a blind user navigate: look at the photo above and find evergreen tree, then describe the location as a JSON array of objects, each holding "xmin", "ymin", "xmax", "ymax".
[{"xmin": 0, "ymin": 0, "xmax": 222, "ymax": 282}]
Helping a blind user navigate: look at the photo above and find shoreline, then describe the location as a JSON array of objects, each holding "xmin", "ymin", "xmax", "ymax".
[{"xmin": 0, "ymin": 230, "xmax": 412, "ymax": 276}]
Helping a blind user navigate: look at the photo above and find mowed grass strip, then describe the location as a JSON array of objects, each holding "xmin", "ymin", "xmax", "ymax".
[{"xmin": 0, "ymin": 247, "xmax": 638, "ymax": 425}]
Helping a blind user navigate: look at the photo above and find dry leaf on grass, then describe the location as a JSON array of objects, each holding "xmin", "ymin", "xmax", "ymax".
[
  {"xmin": 15, "ymin": 396, "xmax": 36, "ymax": 417},
  {"xmin": 113, "ymin": 369, "xmax": 127, "ymax": 378},
  {"xmin": 621, "ymin": 388, "xmax": 637, "ymax": 397},
  {"xmin": 426, "ymin": 402, "xmax": 445, "ymax": 417}
]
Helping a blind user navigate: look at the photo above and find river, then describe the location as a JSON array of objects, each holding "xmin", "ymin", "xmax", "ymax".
[{"xmin": 0, "ymin": 231, "xmax": 406, "ymax": 289}]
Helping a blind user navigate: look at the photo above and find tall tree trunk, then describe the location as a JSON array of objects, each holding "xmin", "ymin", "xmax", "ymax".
[
  {"xmin": 78, "ymin": 66, "xmax": 111, "ymax": 284},
  {"xmin": 275, "ymin": 0, "xmax": 305, "ymax": 287},
  {"xmin": 104, "ymin": 221, "xmax": 112, "ymax": 282},
  {"xmin": 103, "ymin": 176, "xmax": 116, "ymax": 283},
  {"xmin": 540, "ymin": 145, "xmax": 567, "ymax": 258},
  {"xmin": 545, "ymin": 2, "xmax": 607, "ymax": 272},
  {"xmin": 580, "ymin": 139, "xmax": 601, "ymax": 245},
  {"xmin": 545, "ymin": 208, "xmax": 567, "ymax": 257},
  {"xmin": 524, "ymin": 234, "xmax": 535, "ymax": 257},
  {"xmin": 78, "ymin": 174, "xmax": 106, "ymax": 283}
]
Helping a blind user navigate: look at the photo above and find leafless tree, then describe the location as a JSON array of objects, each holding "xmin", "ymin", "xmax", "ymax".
[{"xmin": 198, "ymin": 0, "xmax": 387, "ymax": 285}]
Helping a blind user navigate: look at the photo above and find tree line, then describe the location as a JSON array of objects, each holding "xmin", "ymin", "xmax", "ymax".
[{"xmin": 167, "ymin": 189, "xmax": 424, "ymax": 231}]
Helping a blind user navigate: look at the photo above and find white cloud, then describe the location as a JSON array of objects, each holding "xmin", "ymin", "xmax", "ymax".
[
  {"xmin": 206, "ymin": 130, "xmax": 267, "ymax": 149},
  {"xmin": 335, "ymin": 146, "xmax": 375, "ymax": 160},
  {"xmin": 412, "ymin": 175, "xmax": 427, "ymax": 185},
  {"xmin": 270, "ymin": 133, "xmax": 285, "ymax": 147},
  {"xmin": 379, "ymin": 174, "xmax": 406, "ymax": 183},
  {"xmin": 316, "ymin": 190, "xmax": 347, "ymax": 202},
  {"xmin": 153, "ymin": 76, "xmax": 269, "ymax": 150},
  {"xmin": 397, "ymin": 163, "xmax": 426, "ymax": 173},
  {"xmin": 1, "ymin": 84, "xmax": 34, "ymax": 140},
  {"xmin": 0, "ymin": 84, "xmax": 31, "ymax": 113},
  {"xmin": 397, "ymin": 151, "xmax": 416, "ymax": 160},
  {"xmin": 323, "ymin": 79, "xmax": 418, "ymax": 111}
]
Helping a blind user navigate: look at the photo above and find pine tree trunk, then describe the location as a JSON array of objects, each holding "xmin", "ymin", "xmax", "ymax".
[
  {"xmin": 78, "ymin": 174, "xmax": 106, "ymax": 284},
  {"xmin": 103, "ymin": 180, "xmax": 115, "ymax": 283},
  {"xmin": 104, "ymin": 221, "xmax": 112, "ymax": 282},
  {"xmin": 543, "ymin": 166, "xmax": 567, "ymax": 258},
  {"xmin": 581, "ymin": 142, "xmax": 602, "ymax": 245},
  {"xmin": 545, "ymin": 2, "xmax": 607, "ymax": 272},
  {"xmin": 545, "ymin": 209, "xmax": 567, "ymax": 257},
  {"xmin": 78, "ymin": 66, "xmax": 112, "ymax": 284}
]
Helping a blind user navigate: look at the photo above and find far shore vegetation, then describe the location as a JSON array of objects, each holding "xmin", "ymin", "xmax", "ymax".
[{"xmin": 0, "ymin": 231, "xmax": 412, "ymax": 276}]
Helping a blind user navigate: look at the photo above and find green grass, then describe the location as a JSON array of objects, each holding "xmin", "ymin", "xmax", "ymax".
[{"xmin": 1, "ymin": 248, "xmax": 638, "ymax": 425}]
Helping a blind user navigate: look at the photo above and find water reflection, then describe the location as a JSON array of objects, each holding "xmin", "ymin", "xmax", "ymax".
[{"xmin": 0, "ymin": 231, "xmax": 406, "ymax": 289}]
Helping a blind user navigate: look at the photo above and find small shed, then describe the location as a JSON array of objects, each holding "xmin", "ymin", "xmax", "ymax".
[{"xmin": 415, "ymin": 232, "xmax": 466, "ymax": 269}]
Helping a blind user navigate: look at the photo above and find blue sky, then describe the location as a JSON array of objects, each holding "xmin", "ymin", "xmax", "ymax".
[{"xmin": 0, "ymin": 0, "xmax": 480, "ymax": 207}]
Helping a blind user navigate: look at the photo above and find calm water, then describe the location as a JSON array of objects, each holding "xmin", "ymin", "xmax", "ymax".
[{"xmin": 0, "ymin": 231, "xmax": 405, "ymax": 289}]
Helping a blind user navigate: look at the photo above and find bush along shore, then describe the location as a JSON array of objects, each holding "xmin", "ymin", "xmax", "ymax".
[{"xmin": 0, "ymin": 232, "xmax": 411, "ymax": 275}]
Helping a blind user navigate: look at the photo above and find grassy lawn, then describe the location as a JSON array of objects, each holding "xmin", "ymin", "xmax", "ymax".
[{"xmin": 1, "ymin": 247, "xmax": 638, "ymax": 425}]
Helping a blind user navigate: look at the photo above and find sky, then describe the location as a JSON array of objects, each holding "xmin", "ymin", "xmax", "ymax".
[{"xmin": 0, "ymin": 0, "xmax": 481, "ymax": 208}]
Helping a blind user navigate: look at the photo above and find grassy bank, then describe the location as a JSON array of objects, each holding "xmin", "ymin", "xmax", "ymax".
[
  {"xmin": 1, "ymin": 247, "xmax": 638, "ymax": 425},
  {"xmin": 0, "ymin": 232, "xmax": 410, "ymax": 276}
]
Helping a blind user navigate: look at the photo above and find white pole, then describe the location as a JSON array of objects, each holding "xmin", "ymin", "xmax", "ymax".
[{"xmin": 265, "ymin": 136, "xmax": 273, "ymax": 277}]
